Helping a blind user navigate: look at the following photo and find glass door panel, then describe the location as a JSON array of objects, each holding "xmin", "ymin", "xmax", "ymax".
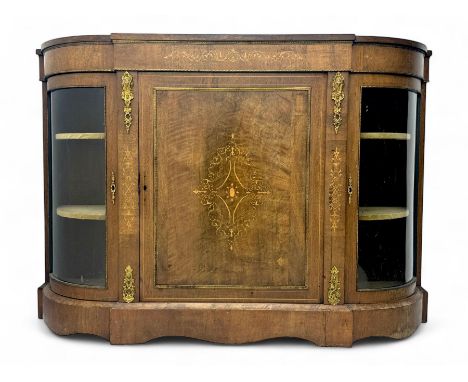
[
  {"xmin": 50, "ymin": 88, "xmax": 106, "ymax": 287},
  {"xmin": 358, "ymin": 88, "xmax": 419, "ymax": 290}
]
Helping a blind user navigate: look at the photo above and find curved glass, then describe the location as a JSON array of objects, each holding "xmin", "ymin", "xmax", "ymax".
[
  {"xmin": 357, "ymin": 88, "xmax": 420, "ymax": 290},
  {"xmin": 50, "ymin": 88, "xmax": 106, "ymax": 287}
]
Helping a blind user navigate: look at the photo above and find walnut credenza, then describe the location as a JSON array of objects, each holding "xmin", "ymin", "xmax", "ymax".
[{"xmin": 37, "ymin": 34, "xmax": 431, "ymax": 346}]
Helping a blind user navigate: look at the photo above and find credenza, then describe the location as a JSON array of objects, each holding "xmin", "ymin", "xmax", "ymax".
[{"xmin": 37, "ymin": 34, "xmax": 431, "ymax": 346}]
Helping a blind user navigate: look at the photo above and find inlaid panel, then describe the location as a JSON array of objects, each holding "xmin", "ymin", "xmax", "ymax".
[
  {"xmin": 155, "ymin": 87, "xmax": 309, "ymax": 288},
  {"xmin": 140, "ymin": 74, "xmax": 326, "ymax": 302}
]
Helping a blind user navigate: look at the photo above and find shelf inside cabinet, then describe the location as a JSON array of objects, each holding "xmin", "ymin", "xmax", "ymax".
[
  {"xmin": 55, "ymin": 133, "xmax": 105, "ymax": 140},
  {"xmin": 357, "ymin": 280, "xmax": 407, "ymax": 290},
  {"xmin": 56, "ymin": 205, "xmax": 106, "ymax": 220},
  {"xmin": 358, "ymin": 206, "xmax": 409, "ymax": 221},
  {"xmin": 360, "ymin": 132, "xmax": 410, "ymax": 140}
]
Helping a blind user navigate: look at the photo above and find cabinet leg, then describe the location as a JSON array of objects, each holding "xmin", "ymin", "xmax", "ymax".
[
  {"xmin": 37, "ymin": 283, "xmax": 46, "ymax": 319},
  {"xmin": 324, "ymin": 310, "xmax": 353, "ymax": 347},
  {"xmin": 420, "ymin": 287, "xmax": 428, "ymax": 323}
]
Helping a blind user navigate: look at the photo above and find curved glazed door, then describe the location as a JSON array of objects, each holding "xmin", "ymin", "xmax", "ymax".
[
  {"xmin": 47, "ymin": 74, "xmax": 119, "ymax": 301},
  {"xmin": 140, "ymin": 73, "xmax": 326, "ymax": 302},
  {"xmin": 346, "ymin": 74, "xmax": 422, "ymax": 303}
]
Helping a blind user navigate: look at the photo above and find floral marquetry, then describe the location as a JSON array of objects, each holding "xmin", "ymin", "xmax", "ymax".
[{"xmin": 193, "ymin": 134, "xmax": 271, "ymax": 251}]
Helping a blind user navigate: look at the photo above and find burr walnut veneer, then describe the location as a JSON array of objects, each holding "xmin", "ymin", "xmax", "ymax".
[{"xmin": 37, "ymin": 34, "xmax": 431, "ymax": 346}]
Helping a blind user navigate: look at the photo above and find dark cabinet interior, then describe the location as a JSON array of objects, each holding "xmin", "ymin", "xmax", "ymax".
[
  {"xmin": 357, "ymin": 88, "xmax": 420, "ymax": 290},
  {"xmin": 50, "ymin": 88, "xmax": 106, "ymax": 286}
]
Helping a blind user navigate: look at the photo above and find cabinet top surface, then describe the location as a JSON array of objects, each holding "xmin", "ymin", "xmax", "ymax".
[{"xmin": 39, "ymin": 33, "xmax": 429, "ymax": 53}]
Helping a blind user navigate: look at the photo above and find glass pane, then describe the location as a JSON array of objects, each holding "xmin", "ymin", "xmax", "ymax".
[
  {"xmin": 357, "ymin": 88, "xmax": 419, "ymax": 290},
  {"xmin": 50, "ymin": 88, "xmax": 106, "ymax": 287}
]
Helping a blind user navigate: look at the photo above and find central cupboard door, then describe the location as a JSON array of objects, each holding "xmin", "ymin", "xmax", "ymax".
[{"xmin": 140, "ymin": 74, "xmax": 326, "ymax": 302}]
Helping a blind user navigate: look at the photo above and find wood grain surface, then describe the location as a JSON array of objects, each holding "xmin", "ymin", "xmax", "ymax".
[
  {"xmin": 139, "ymin": 73, "xmax": 326, "ymax": 302},
  {"xmin": 40, "ymin": 34, "xmax": 427, "ymax": 79},
  {"xmin": 40, "ymin": 284, "xmax": 425, "ymax": 346}
]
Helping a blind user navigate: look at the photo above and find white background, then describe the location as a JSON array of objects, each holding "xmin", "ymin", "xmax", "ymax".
[{"xmin": 1, "ymin": 0, "xmax": 467, "ymax": 379}]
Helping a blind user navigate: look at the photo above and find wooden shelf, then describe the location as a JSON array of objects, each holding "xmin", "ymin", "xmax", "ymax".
[
  {"xmin": 55, "ymin": 133, "xmax": 105, "ymax": 140},
  {"xmin": 360, "ymin": 132, "xmax": 410, "ymax": 140},
  {"xmin": 359, "ymin": 207, "xmax": 409, "ymax": 221},
  {"xmin": 56, "ymin": 205, "xmax": 106, "ymax": 220},
  {"xmin": 51, "ymin": 274, "xmax": 105, "ymax": 287},
  {"xmin": 358, "ymin": 280, "xmax": 406, "ymax": 290}
]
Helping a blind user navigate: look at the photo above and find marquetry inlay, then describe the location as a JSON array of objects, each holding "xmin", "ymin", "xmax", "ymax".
[{"xmin": 193, "ymin": 134, "xmax": 271, "ymax": 251}]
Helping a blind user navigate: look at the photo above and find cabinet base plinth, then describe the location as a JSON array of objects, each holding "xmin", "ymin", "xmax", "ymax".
[{"xmin": 40, "ymin": 285, "xmax": 425, "ymax": 346}]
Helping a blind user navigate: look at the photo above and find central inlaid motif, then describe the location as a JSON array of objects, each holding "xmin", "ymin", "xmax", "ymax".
[{"xmin": 193, "ymin": 134, "xmax": 271, "ymax": 250}]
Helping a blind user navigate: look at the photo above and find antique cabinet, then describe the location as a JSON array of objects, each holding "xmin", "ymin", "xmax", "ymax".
[{"xmin": 37, "ymin": 34, "xmax": 431, "ymax": 346}]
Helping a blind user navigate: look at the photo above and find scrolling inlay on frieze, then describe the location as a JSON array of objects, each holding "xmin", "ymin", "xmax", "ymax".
[
  {"xmin": 193, "ymin": 134, "xmax": 271, "ymax": 251},
  {"xmin": 163, "ymin": 48, "xmax": 304, "ymax": 68}
]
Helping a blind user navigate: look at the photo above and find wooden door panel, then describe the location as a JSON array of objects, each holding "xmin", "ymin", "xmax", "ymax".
[
  {"xmin": 140, "ymin": 74, "xmax": 326, "ymax": 302},
  {"xmin": 156, "ymin": 87, "xmax": 308, "ymax": 287}
]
